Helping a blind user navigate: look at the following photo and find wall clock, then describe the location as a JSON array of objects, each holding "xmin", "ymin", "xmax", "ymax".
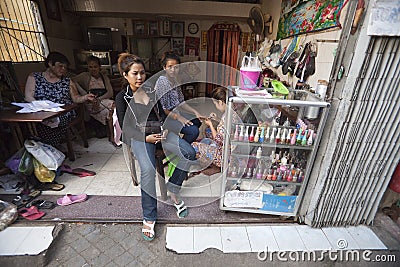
[{"xmin": 188, "ymin": 23, "xmax": 199, "ymax": 34}]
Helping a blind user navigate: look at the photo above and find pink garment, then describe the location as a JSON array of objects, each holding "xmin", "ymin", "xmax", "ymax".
[{"xmin": 113, "ymin": 108, "xmax": 123, "ymax": 146}]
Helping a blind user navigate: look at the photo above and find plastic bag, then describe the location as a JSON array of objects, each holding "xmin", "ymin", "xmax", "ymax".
[
  {"xmin": 24, "ymin": 139, "xmax": 65, "ymax": 170},
  {"xmin": 33, "ymin": 157, "xmax": 55, "ymax": 183},
  {"xmin": 18, "ymin": 150, "xmax": 34, "ymax": 175},
  {"xmin": 5, "ymin": 148, "xmax": 25, "ymax": 174}
]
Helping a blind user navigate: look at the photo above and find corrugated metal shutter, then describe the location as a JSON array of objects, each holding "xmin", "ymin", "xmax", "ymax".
[{"xmin": 307, "ymin": 36, "xmax": 400, "ymax": 227}]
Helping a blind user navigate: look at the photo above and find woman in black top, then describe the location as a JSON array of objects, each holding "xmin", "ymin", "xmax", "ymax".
[{"xmin": 115, "ymin": 53, "xmax": 196, "ymax": 241}]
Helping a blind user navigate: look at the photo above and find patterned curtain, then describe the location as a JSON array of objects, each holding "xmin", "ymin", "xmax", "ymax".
[{"xmin": 206, "ymin": 24, "xmax": 240, "ymax": 95}]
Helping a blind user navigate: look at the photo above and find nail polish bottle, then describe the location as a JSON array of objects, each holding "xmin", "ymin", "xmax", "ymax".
[
  {"xmin": 249, "ymin": 126, "xmax": 255, "ymax": 142},
  {"xmin": 307, "ymin": 130, "xmax": 314, "ymax": 146},
  {"xmin": 272, "ymin": 169, "xmax": 277, "ymax": 181},
  {"xmin": 296, "ymin": 129, "xmax": 302, "ymax": 145},
  {"xmin": 301, "ymin": 130, "xmax": 308, "ymax": 146},
  {"xmin": 280, "ymin": 128, "xmax": 287, "ymax": 144},
  {"xmin": 266, "ymin": 169, "xmax": 272, "ymax": 180},
  {"xmin": 234, "ymin": 124, "xmax": 239, "ymax": 141},
  {"xmin": 259, "ymin": 127, "xmax": 265, "ymax": 143},
  {"xmin": 286, "ymin": 129, "xmax": 292, "ymax": 144},
  {"xmin": 291, "ymin": 129, "xmax": 297, "ymax": 145},
  {"xmin": 254, "ymin": 127, "xmax": 260, "ymax": 143},
  {"xmin": 238, "ymin": 125, "xmax": 244, "ymax": 141},
  {"xmin": 244, "ymin": 125, "xmax": 249, "ymax": 141},
  {"xmin": 270, "ymin": 128, "xmax": 276, "ymax": 143},
  {"xmin": 265, "ymin": 127, "xmax": 270, "ymax": 143},
  {"xmin": 276, "ymin": 128, "xmax": 281, "ymax": 144}
]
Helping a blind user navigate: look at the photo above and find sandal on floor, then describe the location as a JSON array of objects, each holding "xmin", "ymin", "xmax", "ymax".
[
  {"xmin": 18, "ymin": 206, "xmax": 46, "ymax": 220},
  {"xmin": 26, "ymin": 199, "xmax": 56, "ymax": 209},
  {"xmin": 174, "ymin": 200, "xmax": 188, "ymax": 218},
  {"xmin": 37, "ymin": 182, "xmax": 65, "ymax": 191},
  {"xmin": 12, "ymin": 190, "xmax": 42, "ymax": 208},
  {"xmin": 141, "ymin": 220, "xmax": 155, "ymax": 241}
]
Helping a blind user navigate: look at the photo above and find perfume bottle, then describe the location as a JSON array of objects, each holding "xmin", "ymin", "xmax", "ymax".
[
  {"xmin": 249, "ymin": 126, "xmax": 255, "ymax": 142},
  {"xmin": 234, "ymin": 124, "xmax": 239, "ymax": 141}
]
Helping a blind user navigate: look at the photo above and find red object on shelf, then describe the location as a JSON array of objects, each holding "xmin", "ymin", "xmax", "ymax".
[{"xmin": 389, "ymin": 162, "xmax": 400, "ymax": 193}]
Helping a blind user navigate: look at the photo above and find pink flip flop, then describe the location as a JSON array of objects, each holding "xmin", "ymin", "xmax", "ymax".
[{"xmin": 57, "ymin": 194, "xmax": 88, "ymax": 206}]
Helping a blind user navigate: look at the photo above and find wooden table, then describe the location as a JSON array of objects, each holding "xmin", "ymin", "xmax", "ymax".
[{"xmin": 0, "ymin": 103, "xmax": 78, "ymax": 157}]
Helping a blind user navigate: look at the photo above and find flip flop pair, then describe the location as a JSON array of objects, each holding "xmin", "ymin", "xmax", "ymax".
[
  {"xmin": 57, "ymin": 194, "xmax": 88, "ymax": 206},
  {"xmin": 18, "ymin": 206, "xmax": 45, "ymax": 220}
]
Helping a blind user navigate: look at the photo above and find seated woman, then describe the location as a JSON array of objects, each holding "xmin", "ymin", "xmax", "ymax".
[
  {"xmin": 24, "ymin": 51, "xmax": 95, "ymax": 148},
  {"xmin": 191, "ymin": 87, "xmax": 232, "ymax": 171},
  {"xmin": 115, "ymin": 53, "xmax": 196, "ymax": 241},
  {"xmin": 154, "ymin": 51, "xmax": 203, "ymax": 144},
  {"xmin": 72, "ymin": 55, "xmax": 115, "ymax": 141}
]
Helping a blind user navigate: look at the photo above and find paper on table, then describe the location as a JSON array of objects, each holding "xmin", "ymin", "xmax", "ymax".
[{"xmin": 12, "ymin": 100, "xmax": 65, "ymax": 113}]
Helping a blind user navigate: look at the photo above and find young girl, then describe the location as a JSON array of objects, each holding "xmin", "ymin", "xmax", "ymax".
[
  {"xmin": 191, "ymin": 87, "xmax": 230, "ymax": 170},
  {"xmin": 115, "ymin": 53, "xmax": 196, "ymax": 241}
]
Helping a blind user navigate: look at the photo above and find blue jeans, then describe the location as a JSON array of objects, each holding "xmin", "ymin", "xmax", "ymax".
[
  {"xmin": 130, "ymin": 132, "xmax": 196, "ymax": 221},
  {"xmin": 164, "ymin": 111, "xmax": 201, "ymax": 143}
]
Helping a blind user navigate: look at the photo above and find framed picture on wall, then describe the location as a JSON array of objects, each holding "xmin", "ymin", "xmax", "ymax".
[
  {"xmin": 148, "ymin": 21, "xmax": 159, "ymax": 36},
  {"xmin": 134, "ymin": 21, "xmax": 147, "ymax": 35},
  {"xmin": 171, "ymin": 22, "xmax": 184, "ymax": 38},
  {"xmin": 171, "ymin": 38, "xmax": 184, "ymax": 56},
  {"xmin": 45, "ymin": 0, "xmax": 62, "ymax": 21}
]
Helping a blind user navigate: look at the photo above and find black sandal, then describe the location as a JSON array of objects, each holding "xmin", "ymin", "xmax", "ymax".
[
  {"xmin": 26, "ymin": 199, "xmax": 56, "ymax": 209},
  {"xmin": 12, "ymin": 190, "xmax": 41, "ymax": 208}
]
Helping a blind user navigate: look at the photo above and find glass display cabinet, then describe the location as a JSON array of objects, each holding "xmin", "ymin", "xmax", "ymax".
[{"xmin": 219, "ymin": 87, "xmax": 330, "ymax": 216}]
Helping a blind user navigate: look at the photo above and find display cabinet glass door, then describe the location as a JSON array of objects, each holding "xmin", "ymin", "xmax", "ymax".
[{"xmin": 220, "ymin": 90, "xmax": 330, "ymax": 216}]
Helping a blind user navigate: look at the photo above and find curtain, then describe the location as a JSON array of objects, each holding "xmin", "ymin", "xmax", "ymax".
[{"xmin": 206, "ymin": 24, "xmax": 240, "ymax": 95}]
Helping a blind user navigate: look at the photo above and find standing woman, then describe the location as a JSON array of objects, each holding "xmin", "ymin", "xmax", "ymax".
[
  {"xmin": 155, "ymin": 51, "xmax": 203, "ymax": 143},
  {"xmin": 115, "ymin": 53, "xmax": 196, "ymax": 241},
  {"xmin": 72, "ymin": 55, "xmax": 115, "ymax": 129}
]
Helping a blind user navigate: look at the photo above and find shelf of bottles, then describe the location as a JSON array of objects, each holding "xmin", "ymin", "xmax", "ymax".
[{"xmin": 219, "ymin": 89, "xmax": 330, "ymax": 216}]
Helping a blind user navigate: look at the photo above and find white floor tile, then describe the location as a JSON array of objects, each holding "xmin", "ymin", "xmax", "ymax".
[
  {"xmin": 101, "ymin": 152, "xmax": 130, "ymax": 172},
  {"xmin": 246, "ymin": 226, "xmax": 279, "ymax": 252},
  {"xmin": 0, "ymin": 226, "xmax": 54, "ymax": 255},
  {"xmin": 166, "ymin": 227, "xmax": 194, "ymax": 253},
  {"xmin": 180, "ymin": 175, "xmax": 212, "ymax": 197},
  {"xmin": 271, "ymin": 225, "xmax": 307, "ymax": 251},
  {"xmin": 84, "ymin": 171, "xmax": 132, "ymax": 196},
  {"xmin": 15, "ymin": 226, "xmax": 54, "ymax": 255},
  {"xmin": 193, "ymin": 226, "xmax": 222, "ymax": 253},
  {"xmin": 322, "ymin": 227, "xmax": 360, "ymax": 250},
  {"xmin": 346, "ymin": 226, "xmax": 387, "ymax": 250},
  {"xmin": 295, "ymin": 225, "xmax": 332, "ymax": 251},
  {"xmin": 220, "ymin": 226, "xmax": 251, "ymax": 253}
]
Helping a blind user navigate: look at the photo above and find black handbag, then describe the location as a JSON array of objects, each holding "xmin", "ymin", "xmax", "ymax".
[
  {"xmin": 140, "ymin": 106, "xmax": 164, "ymax": 135},
  {"xmin": 89, "ymin": 88, "xmax": 107, "ymax": 97}
]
